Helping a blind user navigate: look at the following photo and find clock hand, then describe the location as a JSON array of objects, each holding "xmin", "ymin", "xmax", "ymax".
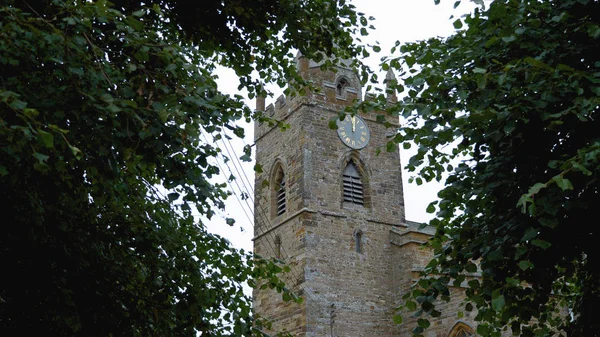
[{"xmin": 351, "ymin": 116, "xmax": 356, "ymax": 132}]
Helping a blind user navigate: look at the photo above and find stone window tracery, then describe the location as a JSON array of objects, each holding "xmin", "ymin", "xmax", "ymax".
[{"xmin": 448, "ymin": 322, "xmax": 475, "ymax": 337}]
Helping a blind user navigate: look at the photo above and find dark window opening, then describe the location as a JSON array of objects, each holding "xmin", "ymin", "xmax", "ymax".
[
  {"xmin": 354, "ymin": 230, "xmax": 363, "ymax": 253},
  {"xmin": 274, "ymin": 235, "xmax": 282, "ymax": 259},
  {"xmin": 336, "ymin": 78, "xmax": 349, "ymax": 96}
]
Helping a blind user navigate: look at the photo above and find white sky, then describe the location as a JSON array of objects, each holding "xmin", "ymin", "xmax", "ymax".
[{"xmin": 206, "ymin": 0, "xmax": 477, "ymax": 252}]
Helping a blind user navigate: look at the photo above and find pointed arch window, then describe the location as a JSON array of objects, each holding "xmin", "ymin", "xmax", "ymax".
[
  {"xmin": 448, "ymin": 323, "xmax": 475, "ymax": 337},
  {"xmin": 271, "ymin": 165, "xmax": 286, "ymax": 218},
  {"xmin": 454, "ymin": 330, "xmax": 472, "ymax": 337},
  {"xmin": 336, "ymin": 77, "xmax": 350, "ymax": 96},
  {"xmin": 343, "ymin": 162, "xmax": 364, "ymax": 205}
]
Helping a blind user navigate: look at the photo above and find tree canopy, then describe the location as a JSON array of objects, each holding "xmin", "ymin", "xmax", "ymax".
[
  {"xmin": 384, "ymin": 0, "xmax": 600, "ymax": 335},
  {"xmin": 0, "ymin": 0, "xmax": 371, "ymax": 336}
]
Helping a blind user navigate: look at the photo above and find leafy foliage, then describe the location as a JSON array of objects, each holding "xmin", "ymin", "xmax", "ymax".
[
  {"xmin": 385, "ymin": 0, "xmax": 600, "ymax": 335},
  {"xmin": 0, "ymin": 0, "xmax": 369, "ymax": 336}
]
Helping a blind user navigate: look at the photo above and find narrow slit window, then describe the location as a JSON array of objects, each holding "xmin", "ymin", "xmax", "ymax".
[
  {"xmin": 354, "ymin": 230, "xmax": 363, "ymax": 253},
  {"xmin": 274, "ymin": 235, "xmax": 282, "ymax": 259},
  {"xmin": 343, "ymin": 162, "xmax": 364, "ymax": 205}
]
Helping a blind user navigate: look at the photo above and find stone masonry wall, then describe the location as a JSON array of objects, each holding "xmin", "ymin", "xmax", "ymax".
[
  {"xmin": 253, "ymin": 56, "xmax": 497, "ymax": 337},
  {"xmin": 253, "ymin": 67, "xmax": 310, "ymax": 335}
]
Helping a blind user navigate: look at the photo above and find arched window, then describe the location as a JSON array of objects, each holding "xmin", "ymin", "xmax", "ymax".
[
  {"xmin": 448, "ymin": 322, "xmax": 475, "ymax": 337},
  {"xmin": 354, "ymin": 229, "xmax": 363, "ymax": 253},
  {"xmin": 271, "ymin": 165, "xmax": 286, "ymax": 218},
  {"xmin": 343, "ymin": 162, "xmax": 363, "ymax": 205},
  {"xmin": 336, "ymin": 77, "xmax": 350, "ymax": 96},
  {"xmin": 274, "ymin": 235, "xmax": 282, "ymax": 259}
]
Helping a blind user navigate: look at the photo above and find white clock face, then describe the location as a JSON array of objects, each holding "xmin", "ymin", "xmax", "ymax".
[{"xmin": 336, "ymin": 115, "xmax": 370, "ymax": 149}]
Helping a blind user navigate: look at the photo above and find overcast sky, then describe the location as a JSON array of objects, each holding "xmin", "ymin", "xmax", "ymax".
[{"xmin": 205, "ymin": 0, "xmax": 477, "ymax": 251}]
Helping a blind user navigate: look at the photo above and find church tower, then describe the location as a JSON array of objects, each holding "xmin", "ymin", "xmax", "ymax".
[
  {"xmin": 252, "ymin": 54, "xmax": 410, "ymax": 337},
  {"xmin": 252, "ymin": 51, "xmax": 486, "ymax": 337}
]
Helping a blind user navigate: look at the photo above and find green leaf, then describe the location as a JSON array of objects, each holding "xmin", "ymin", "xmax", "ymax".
[
  {"xmin": 465, "ymin": 302, "xmax": 473, "ymax": 311},
  {"xmin": 524, "ymin": 57, "xmax": 550, "ymax": 69},
  {"xmin": 127, "ymin": 17, "xmax": 143, "ymax": 31},
  {"xmin": 426, "ymin": 202, "xmax": 436, "ymax": 214},
  {"xmin": 465, "ymin": 262, "xmax": 477, "ymax": 273},
  {"xmin": 392, "ymin": 314, "xmax": 403, "ymax": 324},
  {"xmin": 518, "ymin": 260, "xmax": 534, "ymax": 271},
  {"xmin": 527, "ymin": 182, "xmax": 547, "ymax": 196},
  {"xmin": 10, "ymin": 100, "xmax": 27, "ymax": 110},
  {"xmin": 417, "ymin": 318, "xmax": 431, "ymax": 329},
  {"xmin": 476, "ymin": 74, "xmax": 487, "ymax": 89},
  {"xmin": 552, "ymin": 175, "xmax": 574, "ymax": 191},
  {"xmin": 585, "ymin": 24, "xmax": 600, "ymax": 39},
  {"xmin": 406, "ymin": 300, "xmax": 417, "ymax": 311},
  {"xmin": 539, "ymin": 218, "xmax": 558, "ymax": 229},
  {"xmin": 522, "ymin": 227, "xmax": 538, "ymax": 241},
  {"xmin": 22, "ymin": 108, "xmax": 39, "ymax": 118},
  {"xmin": 69, "ymin": 67, "xmax": 84, "ymax": 76},
  {"xmin": 386, "ymin": 141, "xmax": 397, "ymax": 152},
  {"xmin": 491, "ymin": 291, "xmax": 505, "ymax": 311},
  {"xmin": 502, "ymin": 35, "xmax": 516, "ymax": 43},
  {"xmin": 505, "ymin": 277, "xmax": 519, "ymax": 286},
  {"xmin": 32, "ymin": 152, "xmax": 49, "ymax": 163},
  {"xmin": 328, "ymin": 117, "xmax": 338, "ymax": 129},
  {"xmin": 572, "ymin": 162, "xmax": 592, "ymax": 176},
  {"xmin": 69, "ymin": 145, "xmax": 82, "ymax": 160},
  {"xmin": 531, "ymin": 239, "xmax": 551, "ymax": 249},
  {"xmin": 37, "ymin": 130, "xmax": 54, "ymax": 148},
  {"xmin": 453, "ymin": 19, "xmax": 463, "ymax": 29}
]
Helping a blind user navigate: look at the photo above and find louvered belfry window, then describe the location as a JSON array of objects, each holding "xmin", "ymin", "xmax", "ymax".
[
  {"xmin": 276, "ymin": 173, "xmax": 286, "ymax": 216},
  {"xmin": 343, "ymin": 162, "xmax": 363, "ymax": 205}
]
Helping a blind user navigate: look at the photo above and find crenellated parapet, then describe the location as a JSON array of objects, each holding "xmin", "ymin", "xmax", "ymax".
[
  {"xmin": 254, "ymin": 92, "xmax": 305, "ymax": 140},
  {"xmin": 255, "ymin": 55, "xmax": 399, "ymax": 141}
]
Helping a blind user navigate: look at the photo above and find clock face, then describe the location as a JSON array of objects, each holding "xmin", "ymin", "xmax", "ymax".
[{"xmin": 336, "ymin": 115, "xmax": 370, "ymax": 149}]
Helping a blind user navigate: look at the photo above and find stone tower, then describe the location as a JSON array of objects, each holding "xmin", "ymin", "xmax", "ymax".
[{"xmin": 252, "ymin": 55, "xmax": 478, "ymax": 337}]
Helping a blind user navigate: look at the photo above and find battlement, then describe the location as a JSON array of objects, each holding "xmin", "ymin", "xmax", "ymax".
[
  {"xmin": 263, "ymin": 93, "xmax": 289, "ymax": 117},
  {"xmin": 254, "ymin": 56, "xmax": 398, "ymax": 141}
]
